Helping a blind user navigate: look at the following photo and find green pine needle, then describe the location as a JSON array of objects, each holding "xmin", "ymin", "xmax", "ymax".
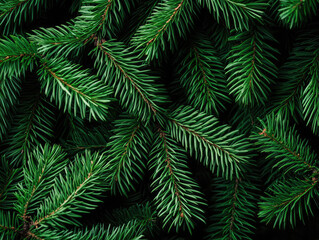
[
  {"xmin": 149, "ymin": 129, "xmax": 206, "ymax": 233},
  {"xmin": 38, "ymin": 57, "xmax": 114, "ymax": 121}
]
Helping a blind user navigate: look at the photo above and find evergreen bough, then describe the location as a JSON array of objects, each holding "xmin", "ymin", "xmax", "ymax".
[{"xmin": 1, "ymin": 0, "xmax": 319, "ymax": 239}]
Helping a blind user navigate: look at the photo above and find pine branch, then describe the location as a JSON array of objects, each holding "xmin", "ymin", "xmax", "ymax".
[
  {"xmin": 149, "ymin": 129, "xmax": 206, "ymax": 233},
  {"xmin": 266, "ymin": 0, "xmax": 281, "ymax": 25},
  {"xmin": 208, "ymin": 23, "xmax": 231, "ymax": 61},
  {"xmin": 1, "ymin": 0, "xmax": 319, "ymax": 237},
  {"xmin": 252, "ymin": 114, "xmax": 319, "ymax": 180},
  {"xmin": 131, "ymin": 0, "xmax": 199, "ymax": 62},
  {"xmin": 259, "ymin": 178, "xmax": 319, "ymax": 228},
  {"xmin": 33, "ymin": 151, "xmax": 108, "ymax": 227},
  {"xmin": 198, "ymin": 0, "xmax": 267, "ymax": 31},
  {"xmin": 14, "ymin": 144, "xmax": 68, "ymax": 219},
  {"xmin": 229, "ymin": 104, "xmax": 266, "ymax": 135},
  {"xmin": 62, "ymin": 124, "xmax": 110, "ymax": 156},
  {"xmin": 0, "ymin": 75, "xmax": 21, "ymax": 141},
  {"xmin": 26, "ymin": 230, "xmax": 44, "ymax": 240},
  {"xmin": 302, "ymin": 48, "xmax": 319, "ymax": 134},
  {"xmin": 106, "ymin": 116, "xmax": 152, "ymax": 196},
  {"xmin": 0, "ymin": 210, "xmax": 19, "ymax": 239},
  {"xmin": 3, "ymin": 83, "xmax": 55, "ymax": 165},
  {"xmin": 110, "ymin": 202, "xmax": 157, "ymax": 235},
  {"xmin": 121, "ymin": 0, "xmax": 159, "ymax": 44},
  {"xmin": 206, "ymin": 177, "xmax": 258, "ymax": 240},
  {"xmin": 0, "ymin": 38, "xmax": 25, "ymax": 140},
  {"xmin": 76, "ymin": 0, "xmax": 134, "ymax": 39},
  {"xmin": 29, "ymin": 0, "xmax": 134, "ymax": 58},
  {"xmin": 0, "ymin": 35, "xmax": 37, "ymax": 78},
  {"xmin": 177, "ymin": 33, "xmax": 230, "ymax": 116},
  {"xmin": 226, "ymin": 26, "xmax": 279, "ymax": 106},
  {"xmin": 269, "ymin": 74, "xmax": 304, "ymax": 124},
  {"xmin": 0, "ymin": 0, "xmax": 50, "ymax": 34},
  {"xmin": 0, "ymin": 158, "xmax": 20, "ymax": 210},
  {"xmin": 168, "ymin": 105, "xmax": 252, "ymax": 179},
  {"xmin": 278, "ymin": 0, "xmax": 318, "ymax": 28},
  {"xmin": 38, "ymin": 57, "xmax": 114, "ymax": 121},
  {"xmin": 91, "ymin": 39, "xmax": 168, "ymax": 124},
  {"xmin": 269, "ymin": 30, "xmax": 319, "ymax": 124},
  {"xmin": 30, "ymin": 220, "xmax": 145, "ymax": 240},
  {"xmin": 29, "ymin": 22, "xmax": 91, "ymax": 58}
]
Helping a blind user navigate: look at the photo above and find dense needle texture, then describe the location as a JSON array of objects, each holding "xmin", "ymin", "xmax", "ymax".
[{"xmin": 1, "ymin": 0, "xmax": 319, "ymax": 239}]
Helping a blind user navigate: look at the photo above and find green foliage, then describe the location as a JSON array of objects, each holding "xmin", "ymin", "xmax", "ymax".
[
  {"xmin": 208, "ymin": 23, "xmax": 231, "ymax": 61},
  {"xmin": 122, "ymin": 0, "xmax": 159, "ymax": 43},
  {"xmin": 269, "ymin": 27, "xmax": 319, "ymax": 133},
  {"xmin": 0, "ymin": 145, "xmax": 151, "ymax": 239},
  {"xmin": 131, "ymin": 0, "xmax": 199, "ymax": 61},
  {"xmin": 29, "ymin": 0, "xmax": 133, "ymax": 58},
  {"xmin": 14, "ymin": 144, "xmax": 68, "ymax": 218},
  {"xmin": 29, "ymin": 22, "xmax": 88, "ymax": 58},
  {"xmin": 0, "ymin": 35, "xmax": 37, "ymax": 78},
  {"xmin": 252, "ymin": 115, "xmax": 319, "ymax": 228},
  {"xmin": 0, "ymin": 158, "xmax": 20, "ymax": 210},
  {"xmin": 62, "ymin": 123, "xmax": 110, "ymax": 156},
  {"xmin": 91, "ymin": 39, "xmax": 168, "ymax": 124},
  {"xmin": 3, "ymin": 82, "xmax": 55, "ymax": 165},
  {"xmin": 38, "ymin": 57, "xmax": 114, "ymax": 121},
  {"xmin": 252, "ymin": 115, "xmax": 319, "ymax": 177},
  {"xmin": 301, "ymin": 49, "xmax": 319, "ymax": 134},
  {"xmin": 0, "ymin": 210, "xmax": 20, "ymax": 239},
  {"xmin": 198, "ymin": 0, "xmax": 267, "ymax": 31},
  {"xmin": 177, "ymin": 33, "xmax": 230, "ymax": 116},
  {"xmin": 0, "ymin": 75, "xmax": 21, "ymax": 141},
  {"xmin": 34, "ymin": 150, "xmax": 108, "ymax": 228},
  {"xmin": 1, "ymin": 0, "xmax": 319, "ymax": 239},
  {"xmin": 229, "ymin": 104, "xmax": 266, "ymax": 135},
  {"xmin": 0, "ymin": 0, "xmax": 51, "ymax": 34},
  {"xmin": 110, "ymin": 202, "xmax": 155, "ymax": 226},
  {"xmin": 206, "ymin": 176, "xmax": 259, "ymax": 240},
  {"xmin": 31, "ymin": 220, "xmax": 146, "ymax": 240},
  {"xmin": 226, "ymin": 26, "xmax": 279, "ymax": 106},
  {"xmin": 0, "ymin": 36, "xmax": 35, "ymax": 139},
  {"xmin": 259, "ymin": 178, "xmax": 319, "ymax": 228},
  {"xmin": 109, "ymin": 202, "xmax": 158, "ymax": 237},
  {"xmin": 106, "ymin": 116, "xmax": 152, "ymax": 196},
  {"xmin": 168, "ymin": 105, "xmax": 252, "ymax": 179},
  {"xmin": 149, "ymin": 129, "xmax": 206, "ymax": 233},
  {"xmin": 278, "ymin": 0, "xmax": 318, "ymax": 28},
  {"xmin": 76, "ymin": 0, "xmax": 133, "ymax": 39},
  {"xmin": 269, "ymin": 44, "xmax": 305, "ymax": 122}
]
